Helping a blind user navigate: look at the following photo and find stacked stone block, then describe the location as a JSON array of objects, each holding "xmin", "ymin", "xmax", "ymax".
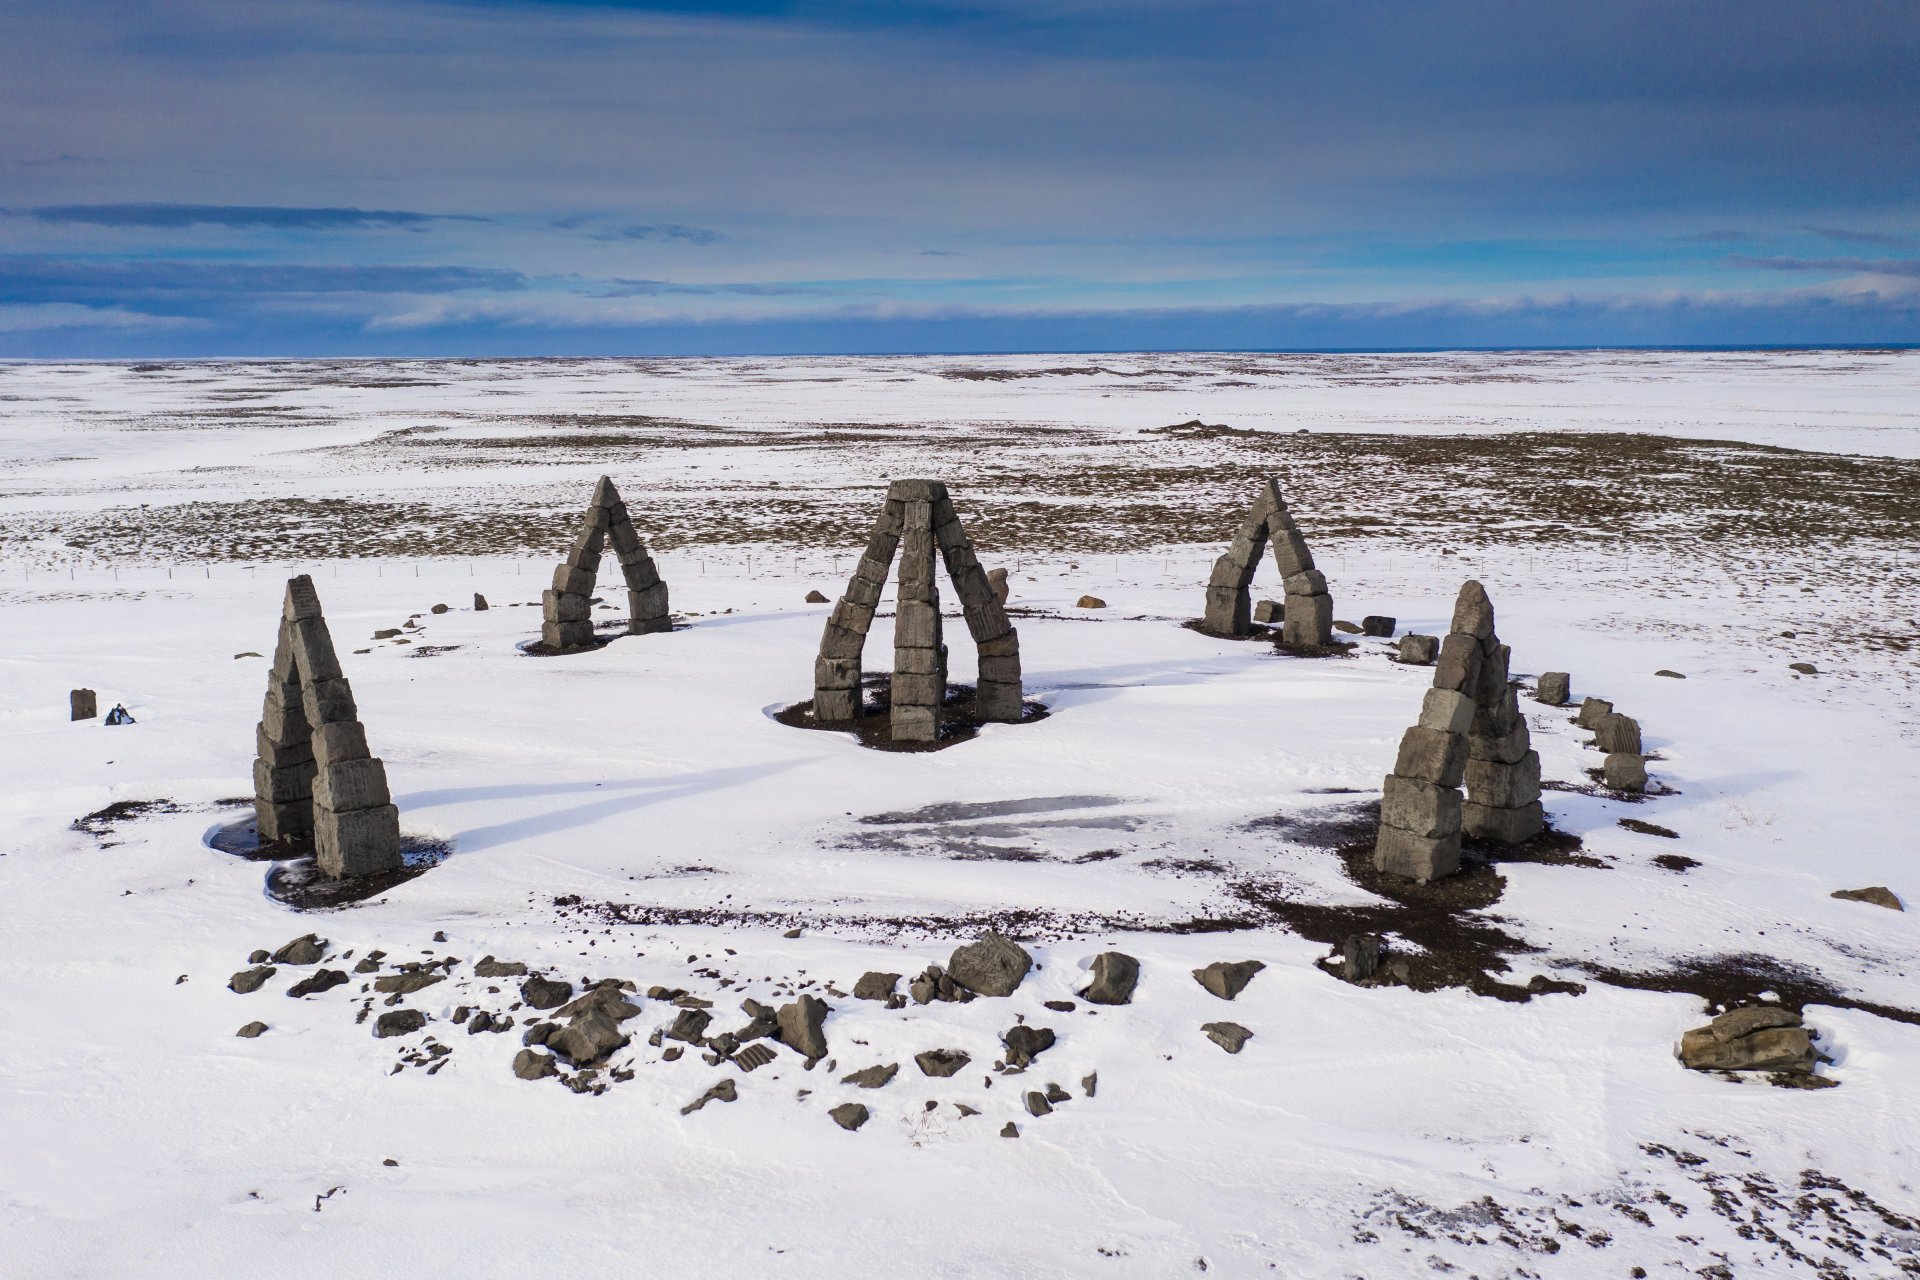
[
  {"xmin": 1200, "ymin": 478, "xmax": 1333, "ymax": 647},
  {"xmin": 811, "ymin": 479, "xmax": 1023, "ymax": 741},
  {"xmin": 541, "ymin": 476, "xmax": 669, "ymax": 650},
  {"xmin": 1372, "ymin": 686, "xmax": 1474, "ymax": 882},
  {"xmin": 1450, "ymin": 581, "xmax": 1545, "ymax": 845},
  {"xmin": 254, "ymin": 575, "xmax": 402, "ymax": 878}
]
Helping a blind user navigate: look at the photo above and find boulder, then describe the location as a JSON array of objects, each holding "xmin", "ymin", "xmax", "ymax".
[
  {"xmin": 1192, "ymin": 959, "xmax": 1266, "ymax": 1001},
  {"xmin": 374, "ymin": 1009, "xmax": 426, "ymax": 1038},
  {"xmin": 1002, "ymin": 1024, "xmax": 1055, "ymax": 1068},
  {"xmin": 1655, "ymin": 669, "xmax": 1685, "ymax": 679},
  {"xmin": 1574, "ymin": 697, "xmax": 1613, "ymax": 730},
  {"xmin": 473, "ymin": 955, "xmax": 527, "ymax": 978},
  {"xmin": 1789, "ymin": 662, "xmax": 1818, "ymax": 675},
  {"xmin": 547, "ymin": 1012, "xmax": 629, "ymax": 1066},
  {"xmin": 947, "ymin": 931, "xmax": 1033, "ymax": 997},
  {"xmin": 1203, "ymin": 1021, "xmax": 1252, "ymax": 1054},
  {"xmin": 829, "ymin": 1102, "xmax": 870, "ymax": 1131},
  {"xmin": 235, "ymin": 1021, "xmax": 268, "ymax": 1038},
  {"xmin": 513, "ymin": 1048, "xmax": 558, "ymax": 1080},
  {"xmin": 1831, "ymin": 886, "xmax": 1903, "ymax": 911},
  {"xmin": 374, "ymin": 971, "xmax": 446, "ymax": 995},
  {"xmin": 286, "ymin": 969, "xmax": 348, "ymax": 998},
  {"xmin": 1603, "ymin": 753, "xmax": 1647, "ymax": 792},
  {"xmin": 1397, "ymin": 634, "xmax": 1438, "ymax": 665},
  {"xmin": 1024, "ymin": 1091, "xmax": 1053, "ymax": 1117},
  {"xmin": 776, "ymin": 994, "xmax": 830, "ymax": 1059},
  {"xmin": 1341, "ymin": 934, "xmax": 1381, "ymax": 982},
  {"xmin": 554, "ymin": 985, "xmax": 643, "ymax": 1022},
  {"xmin": 987, "ymin": 567, "xmax": 1010, "ymax": 605},
  {"xmin": 70, "ymin": 688, "xmax": 97, "ymax": 721},
  {"xmin": 473, "ymin": 593, "xmax": 489, "ymax": 611},
  {"xmin": 1333, "ymin": 620, "xmax": 1362, "ymax": 634},
  {"xmin": 228, "ymin": 965, "xmax": 276, "ymax": 994},
  {"xmin": 853, "ymin": 971, "xmax": 901, "ymax": 1001},
  {"xmin": 666, "ymin": 1009, "xmax": 712, "ymax": 1044},
  {"xmin": 1361, "ymin": 615, "xmax": 1396, "ymax": 637},
  {"xmin": 805, "ymin": 590, "xmax": 829, "ymax": 604},
  {"xmin": 680, "ymin": 1078, "xmax": 738, "ymax": 1115},
  {"xmin": 1678, "ymin": 1006, "xmax": 1816, "ymax": 1074},
  {"xmin": 1081, "ymin": 951, "xmax": 1140, "ymax": 1005},
  {"xmin": 1594, "ymin": 713, "xmax": 1643, "ymax": 755},
  {"xmin": 1252, "ymin": 599, "xmax": 1282, "ymax": 625},
  {"xmin": 272, "ymin": 934, "xmax": 327, "ymax": 966},
  {"xmin": 519, "ymin": 975, "xmax": 574, "ymax": 1010},
  {"xmin": 1001, "ymin": 1122, "xmax": 1020, "ymax": 1138},
  {"xmin": 839, "ymin": 1063, "xmax": 898, "ymax": 1089},
  {"xmin": 914, "ymin": 1048, "xmax": 971, "ymax": 1078},
  {"xmin": 1076, "ymin": 595, "xmax": 1107, "ymax": 609},
  {"xmin": 1535, "ymin": 672, "xmax": 1570, "ymax": 706},
  {"xmin": 430, "ymin": 603, "xmax": 449, "ymax": 615}
]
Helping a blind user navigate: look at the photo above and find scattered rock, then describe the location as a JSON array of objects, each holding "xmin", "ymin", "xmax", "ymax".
[
  {"xmin": 235, "ymin": 1021, "xmax": 268, "ymax": 1038},
  {"xmin": 733, "ymin": 1043, "xmax": 777, "ymax": 1071},
  {"xmin": 987, "ymin": 567, "xmax": 1010, "ymax": 605},
  {"xmin": 430, "ymin": 603, "xmax": 449, "ymax": 615},
  {"xmin": 1655, "ymin": 669, "xmax": 1685, "ymax": 679},
  {"xmin": 1603, "ymin": 752, "xmax": 1648, "ymax": 792},
  {"xmin": 1535, "ymin": 671, "xmax": 1571, "ymax": 705},
  {"xmin": 286, "ymin": 969, "xmax": 349, "ymax": 998},
  {"xmin": 1081, "ymin": 1071, "xmax": 1098, "ymax": 1098},
  {"xmin": 782, "ymin": 927, "xmax": 803, "ymax": 939},
  {"xmin": 70, "ymin": 688, "xmax": 97, "ymax": 720},
  {"xmin": 374, "ymin": 1009, "xmax": 427, "ymax": 1038},
  {"xmin": 1574, "ymin": 697, "xmax": 1613, "ymax": 729},
  {"xmin": 947, "ymin": 931, "xmax": 1033, "ymax": 997},
  {"xmin": 374, "ymin": 972, "xmax": 446, "ymax": 995},
  {"xmin": 1043, "ymin": 999, "xmax": 1076, "ymax": 1013},
  {"xmin": 1397, "ymin": 634, "xmax": 1438, "ymax": 665},
  {"xmin": 1001, "ymin": 1122, "xmax": 1019, "ymax": 1138},
  {"xmin": 1081, "ymin": 951, "xmax": 1139, "ymax": 1005},
  {"xmin": 1024, "ymin": 1091, "xmax": 1053, "ymax": 1117},
  {"xmin": 1076, "ymin": 595, "xmax": 1107, "ymax": 609},
  {"xmin": 1789, "ymin": 662, "xmax": 1818, "ymax": 675},
  {"xmin": 829, "ymin": 1102, "xmax": 870, "ymax": 1131},
  {"xmin": 1043, "ymin": 1083, "xmax": 1069, "ymax": 1103},
  {"xmin": 1619, "ymin": 817, "xmax": 1679, "ymax": 838},
  {"xmin": 473, "ymin": 955, "xmax": 527, "ymax": 978},
  {"xmin": 473, "ymin": 593, "xmax": 488, "ymax": 611},
  {"xmin": 522, "ymin": 1021, "xmax": 558, "ymax": 1047},
  {"xmin": 547, "ymin": 1012, "xmax": 630, "ymax": 1067},
  {"xmin": 666, "ymin": 1009, "xmax": 712, "ymax": 1044},
  {"xmin": 915, "ymin": 1049, "xmax": 971, "ymax": 1078},
  {"xmin": 519, "ymin": 975, "xmax": 574, "ymax": 1010},
  {"xmin": 1252, "ymin": 599, "xmax": 1282, "ymax": 625},
  {"xmin": 1678, "ymin": 1006, "xmax": 1816, "ymax": 1074},
  {"xmin": 1361, "ymin": 615, "xmax": 1396, "ymax": 637},
  {"xmin": 805, "ymin": 589, "xmax": 830, "ymax": 604},
  {"xmin": 246, "ymin": 949, "xmax": 270, "ymax": 964},
  {"xmin": 1340, "ymin": 934, "xmax": 1381, "ymax": 982},
  {"xmin": 228, "ymin": 965, "xmax": 276, "ymax": 994},
  {"xmin": 555, "ymin": 984, "xmax": 643, "ymax": 1022},
  {"xmin": 513, "ymin": 1048, "xmax": 558, "ymax": 1080},
  {"xmin": 1831, "ymin": 886, "xmax": 1904, "ymax": 911},
  {"xmin": 1332, "ymin": 619, "xmax": 1363, "ymax": 634},
  {"xmin": 272, "ymin": 934, "xmax": 327, "ymax": 966},
  {"xmin": 1203, "ymin": 1021, "xmax": 1252, "ymax": 1054},
  {"xmin": 1002, "ymin": 1025, "xmax": 1055, "ymax": 1068},
  {"xmin": 1594, "ymin": 712, "xmax": 1643, "ymax": 755},
  {"xmin": 776, "ymin": 994, "xmax": 830, "ymax": 1059},
  {"xmin": 853, "ymin": 971, "xmax": 901, "ymax": 1001},
  {"xmin": 840, "ymin": 1063, "xmax": 898, "ymax": 1089},
  {"xmin": 680, "ymin": 1078, "xmax": 738, "ymax": 1116},
  {"xmin": 1192, "ymin": 960, "xmax": 1265, "ymax": 1001}
]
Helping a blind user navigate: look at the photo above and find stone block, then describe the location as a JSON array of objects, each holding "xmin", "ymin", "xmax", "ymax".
[
  {"xmin": 1281, "ymin": 592, "xmax": 1332, "ymax": 647},
  {"xmin": 976, "ymin": 679, "xmax": 1024, "ymax": 722},
  {"xmin": 256, "ymin": 798, "xmax": 312, "ymax": 844},
  {"xmin": 607, "ymin": 516, "xmax": 642, "ymax": 555},
  {"xmin": 844, "ymin": 573, "xmax": 884, "ymax": 609},
  {"xmin": 314, "ymin": 757, "xmax": 392, "ymax": 813},
  {"xmin": 1283, "ymin": 569, "xmax": 1327, "ymax": 597},
  {"xmin": 1470, "ymin": 642, "xmax": 1511, "ymax": 706},
  {"xmin": 978, "ymin": 653, "xmax": 1021, "ymax": 684},
  {"xmin": 261, "ymin": 688, "xmax": 309, "ymax": 741},
  {"xmin": 552, "ymin": 564, "xmax": 596, "ymax": 596},
  {"xmin": 1471, "ymin": 686, "xmax": 1523, "ymax": 738},
  {"xmin": 853, "ymin": 555, "xmax": 893, "ymax": 587},
  {"xmin": 829, "ymin": 598, "xmax": 876, "ymax": 636},
  {"xmin": 542, "ymin": 590, "xmax": 590, "ymax": 623},
  {"xmin": 591, "ymin": 475, "xmax": 621, "ymax": 508},
  {"xmin": 630, "ymin": 615, "xmax": 672, "ymax": 636},
  {"xmin": 1462, "ymin": 800, "xmax": 1544, "ymax": 845},
  {"xmin": 69, "ymin": 688, "xmax": 98, "ymax": 720},
  {"xmin": 257, "ymin": 721, "xmax": 313, "ymax": 768},
  {"xmin": 1373, "ymin": 826, "xmax": 1461, "ymax": 883},
  {"xmin": 977, "ymin": 629, "xmax": 1020, "ymax": 658},
  {"xmin": 1361, "ymin": 615, "xmax": 1396, "ymax": 637},
  {"xmin": 933, "ymin": 512, "xmax": 972, "ymax": 557},
  {"xmin": 541, "ymin": 620, "xmax": 594, "ymax": 649},
  {"xmin": 1394, "ymin": 727, "xmax": 1469, "ymax": 787},
  {"xmin": 1203, "ymin": 585, "xmax": 1250, "ymax": 636},
  {"xmin": 1252, "ymin": 599, "xmax": 1282, "ymax": 625},
  {"xmin": 1603, "ymin": 752, "xmax": 1647, "ymax": 792},
  {"xmin": 896, "ymin": 572, "xmax": 940, "ymax": 605},
  {"xmin": 271, "ymin": 626, "xmax": 300, "ymax": 680},
  {"xmin": 1381, "ymin": 774, "xmax": 1462, "ymax": 839},
  {"xmin": 816, "ymin": 656, "xmax": 863, "ymax": 689},
  {"xmin": 473, "ymin": 593, "xmax": 488, "ymax": 611},
  {"xmin": 288, "ymin": 618, "xmax": 343, "ymax": 683},
  {"xmin": 814, "ymin": 688, "xmax": 862, "ymax": 721},
  {"xmin": 887, "ymin": 479, "xmax": 944, "ymax": 502},
  {"xmin": 892, "ymin": 647, "xmax": 941, "ymax": 675},
  {"xmin": 310, "ymin": 721, "xmax": 369, "ymax": 768},
  {"xmin": 1469, "ymin": 721, "xmax": 1532, "ymax": 765},
  {"xmin": 569, "ymin": 525, "xmax": 606, "ymax": 566},
  {"xmin": 314, "ymin": 803, "xmax": 402, "ymax": 878},
  {"xmin": 1417, "ymin": 688, "xmax": 1475, "ymax": 734},
  {"xmin": 254, "ymin": 758, "xmax": 314, "ymax": 804},
  {"xmin": 283, "ymin": 575, "xmax": 324, "ymax": 622},
  {"xmin": 896, "ymin": 601, "xmax": 940, "ymax": 648},
  {"xmin": 891, "ymin": 672, "xmax": 945, "ymax": 707},
  {"xmin": 819, "ymin": 622, "xmax": 867, "ymax": 659},
  {"xmin": 962, "ymin": 597, "xmax": 1011, "ymax": 642},
  {"xmin": 1575, "ymin": 697, "xmax": 1613, "ymax": 729},
  {"xmin": 584, "ymin": 503, "xmax": 611, "ymax": 530},
  {"xmin": 1269, "ymin": 524, "xmax": 1315, "ymax": 578},
  {"xmin": 1594, "ymin": 713, "xmax": 1642, "ymax": 755},
  {"xmin": 1464, "ymin": 750, "xmax": 1541, "ymax": 808},
  {"xmin": 629, "ymin": 582, "xmax": 669, "ymax": 621},
  {"xmin": 619, "ymin": 556, "xmax": 660, "ymax": 593},
  {"xmin": 1450, "ymin": 580, "xmax": 1495, "ymax": 638},
  {"xmin": 890, "ymin": 703, "xmax": 937, "ymax": 741},
  {"xmin": 301, "ymin": 678, "xmax": 358, "ymax": 727},
  {"xmin": 1208, "ymin": 553, "xmax": 1248, "ymax": 590},
  {"xmin": 941, "ymin": 543, "xmax": 982, "ymax": 582},
  {"xmin": 1226, "ymin": 532, "xmax": 1266, "ymax": 569},
  {"xmin": 987, "ymin": 567, "xmax": 1009, "ymax": 605},
  {"xmin": 1535, "ymin": 671, "xmax": 1570, "ymax": 705},
  {"xmin": 1433, "ymin": 633, "xmax": 1483, "ymax": 692},
  {"xmin": 900, "ymin": 500, "xmax": 934, "ymax": 536},
  {"xmin": 1397, "ymin": 634, "xmax": 1438, "ymax": 665}
]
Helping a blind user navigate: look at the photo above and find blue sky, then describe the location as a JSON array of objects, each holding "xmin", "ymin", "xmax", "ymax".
[{"xmin": 2, "ymin": 0, "xmax": 1917, "ymax": 355}]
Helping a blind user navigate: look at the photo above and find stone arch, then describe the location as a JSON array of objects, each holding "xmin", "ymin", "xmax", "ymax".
[
  {"xmin": 541, "ymin": 476, "xmax": 669, "ymax": 651},
  {"xmin": 812, "ymin": 479, "xmax": 1022, "ymax": 742},
  {"xmin": 253, "ymin": 575, "xmax": 401, "ymax": 877},
  {"xmin": 1201, "ymin": 477, "xmax": 1333, "ymax": 646}
]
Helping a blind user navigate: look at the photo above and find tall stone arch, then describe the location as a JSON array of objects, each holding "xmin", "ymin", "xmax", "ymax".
[
  {"xmin": 813, "ymin": 479, "xmax": 1022, "ymax": 742},
  {"xmin": 541, "ymin": 476, "xmax": 669, "ymax": 650},
  {"xmin": 1201, "ymin": 477, "xmax": 1334, "ymax": 647},
  {"xmin": 253, "ymin": 575, "xmax": 402, "ymax": 878}
]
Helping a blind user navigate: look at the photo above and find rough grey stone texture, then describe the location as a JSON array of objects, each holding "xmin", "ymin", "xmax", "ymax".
[
  {"xmin": 1081, "ymin": 951, "xmax": 1139, "ymax": 1005},
  {"xmin": 947, "ymin": 931, "xmax": 1033, "ymax": 996},
  {"xmin": 1393, "ymin": 727, "xmax": 1469, "ymax": 788},
  {"xmin": 1203, "ymin": 1021, "xmax": 1252, "ymax": 1054},
  {"xmin": 1192, "ymin": 959, "xmax": 1265, "ymax": 1001},
  {"xmin": 272, "ymin": 934, "xmax": 326, "ymax": 965},
  {"xmin": 1464, "ymin": 750, "xmax": 1542, "ymax": 808},
  {"xmin": 1417, "ymin": 689, "xmax": 1475, "ymax": 735},
  {"xmin": 1281, "ymin": 591, "xmax": 1334, "ymax": 648},
  {"xmin": 1594, "ymin": 712, "xmax": 1644, "ymax": 755},
  {"xmin": 253, "ymin": 576, "xmax": 401, "ymax": 877},
  {"xmin": 776, "ymin": 994, "xmax": 830, "ymax": 1059},
  {"xmin": 1536, "ymin": 671, "xmax": 1571, "ymax": 705},
  {"xmin": 915, "ymin": 1048, "xmax": 971, "ymax": 1077},
  {"xmin": 1602, "ymin": 752, "xmax": 1647, "ymax": 792},
  {"xmin": 829, "ymin": 1102, "xmax": 870, "ymax": 1131},
  {"xmin": 519, "ymin": 975, "xmax": 574, "ymax": 1010},
  {"xmin": 70, "ymin": 688, "xmax": 97, "ymax": 721},
  {"xmin": 1002, "ymin": 1024, "xmax": 1055, "ymax": 1068},
  {"xmin": 1397, "ymin": 634, "xmax": 1438, "ymax": 665},
  {"xmin": 853, "ymin": 972, "xmax": 901, "ymax": 1001},
  {"xmin": 513, "ymin": 1048, "xmax": 558, "ymax": 1080},
  {"xmin": 1575, "ymin": 697, "xmax": 1614, "ymax": 729},
  {"xmin": 1380, "ymin": 774, "xmax": 1462, "ymax": 839},
  {"xmin": 374, "ymin": 1009, "xmax": 427, "ymax": 1038},
  {"xmin": 1831, "ymin": 886, "xmax": 1903, "ymax": 911},
  {"xmin": 1252, "ymin": 599, "xmax": 1282, "ymax": 625},
  {"xmin": 1361, "ymin": 615, "xmax": 1396, "ymax": 637},
  {"xmin": 839, "ymin": 1063, "xmax": 899, "ymax": 1089},
  {"xmin": 1373, "ymin": 826, "xmax": 1462, "ymax": 882},
  {"xmin": 1461, "ymin": 800, "xmax": 1545, "ymax": 844},
  {"xmin": 228, "ymin": 965, "xmax": 276, "ymax": 994},
  {"xmin": 1678, "ymin": 1007, "xmax": 1816, "ymax": 1073}
]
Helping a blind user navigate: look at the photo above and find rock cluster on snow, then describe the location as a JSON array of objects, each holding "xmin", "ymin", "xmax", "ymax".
[
  {"xmin": 1678, "ymin": 1006, "xmax": 1818, "ymax": 1076},
  {"xmin": 542, "ymin": 475, "xmax": 670, "ymax": 650}
]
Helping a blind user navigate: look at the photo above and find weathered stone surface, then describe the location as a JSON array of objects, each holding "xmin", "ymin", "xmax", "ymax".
[
  {"xmin": 829, "ymin": 1102, "xmax": 870, "ymax": 1131},
  {"xmin": 302, "ymin": 677, "xmax": 358, "ymax": 727},
  {"xmin": 1203, "ymin": 1021, "xmax": 1252, "ymax": 1054},
  {"xmin": 1831, "ymin": 886, "xmax": 1904, "ymax": 911},
  {"xmin": 1192, "ymin": 959, "xmax": 1265, "ymax": 1001},
  {"xmin": 520, "ymin": 975, "xmax": 574, "ymax": 1010},
  {"xmin": 235, "ymin": 1021, "xmax": 268, "ymax": 1038},
  {"xmin": 314, "ymin": 803, "xmax": 401, "ymax": 878},
  {"xmin": 947, "ymin": 931, "xmax": 1033, "ymax": 996},
  {"xmin": 273, "ymin": 934, "xmax": 327, "ymax": 965},
  {"xmin": 1463, "ymin": 750, "xmax": 1542, "ymax": 808},
  {"xmin": 1536, "ymin": 672, "xmax": 1571, "ymax": 705},
  {"xmin": 853, "ymin": 971, "xmax": 901, "ymax": 1001},
  {"xmin": 1468, "ymin": 721, "xmax": 1533, "ymax": 766},
  {"xmin": 374, "ymin": 1009, "xmax": 426, "ymax": 1038},
  {"xmin": 229, "ymin": 965, "xmax": 276, "ymax": 994},
  {"xmin": 1381, "ymin": 774, "xmax": 1463, "ymax": 839},
  {"xmin": 1252, "ymin": 599, "xmax": 1282, "ymax": 625},
  {"xmin": 1678, "ymin": 1007, "xmax": 1816, "ymax": 1073},
  {"xmin": 473, "ymin": 593, "xmax": 488, "ymax": 611},
  {"xmin": 1433, "ymin": 634, "xmax": 1483, "ymax": 693},
  {"xmin": 814, "ymin": 688, "xmax": 862, "ymax": 721},
  {"xmin": 890, "ymin": 703, "xmax": 937, "ymax": 742},
  {"xmin": 513, "ymin": 1048, "xmax": 558, "ymax": 1080},
  {"xmin": 1283, "ymin": 569, "xmax": 1326, "ymax": 597},
  {"xmin": 1281, "ymin": 592, "xmax": 1333, "ymax": 647},
  {"xmin": 1082, "ymin": 951, "xmax": 1139, "ymax": 1005},
  {"xmin": 310, "ymin": 721, "xmax": 369, "ymax": 768},
  {"xmin": 254, "ymin": 759, "xmax": 313, "ymax": 804},
  {"xmin": 1393, "ymin": 727, "xmax": 1469, "ymax": 787},
  {"xmin": 1417, "ymin": 688, "xmax": 1475, "ymax": 735},
  {"xmin": 70, "ymin": 688, "xmax": 97, "ymax": 721},
  {"xmin": 1373, "ymin": 826, "xmax": 1461, "ymax": 882},
  {"xmin": 976, "ymin": 678, "xmax": 1024, "ymax": 722},
  {"xmin": 776, "ymin": 994, "xmax": 830, "ymax": 1059},
  {"xmin": 805, "ymin": 589, "xmax": 830, "ymax": 603},
  {"xmin": 915, "ymin": 1048, "xmax": 971, "ymax": 1077},
  {"xmin": 1361, "ymin": 615, "xmax": 1396, "ymax": 637},
  {"xmin": 541, "ymin": 620, "xmax": 595, "ymax": 649},
  {"xmin": 666, "ymin": 1008, "xmax": 712, "ymax": 1044},
  {"xmin": 473, "ymin": 955, "xmax": 527, "ymax": 978},
  {"xmin": 286, "ymin": 968, "xmax": 349, "ymax": 998},
  {"xmin": 373, "ymin": 971, "xmax": 445, "ymax": 995},
  {"xmin": 987, "ymin": 567, "xmax": 1009, "ymax": 604},
  {"xmin": 1575, "ymin": 697, "xmax": 1614, "ymax": 729},
  {"xmin": 1594, "ymin": 712, "xmax": 1643, "ymax": 755},
  {"xmin": 1397, "ymin": 634, "xmax": 1438, "ymax": 665},
  {"xmin": 1602, "ymin": 752, "xmax": 1647, "ymax": 792},
  {"xmin": 1450, "ymin": 580, "xmax": 1495, "ymax": 638},
  {"xmin": 547, "ymin": 1012, "xmax": 630, "ymax": 1067},
  {"xmin": 1461, "ymin": 800, "xmax": 1544, "ymax": 844},
  {"xmin": 1002, "ymin": 1024, "xmax": 1055, "ymax": 1068},
  {"xmin": 1341, "ymin": 934, "xmax": 1382, "ymax": 982},
  {"xmin": 313, "ymin": 757, "xmax": 392, "ymax": 813},
  {"xmin": 840, "ymin": 1063, "xmax": 898, "ymax": 1089},
  {"xmin": 543, "ymin": 590, "xmax": 591, "ymax": 623},
  {"xmin": 1075, "ymin": 595, "xmax": 1107, "ymax": 609}
]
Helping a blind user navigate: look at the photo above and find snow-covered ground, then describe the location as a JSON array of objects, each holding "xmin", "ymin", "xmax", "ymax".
[{"xmin": 2, "ymin": 351, "xmax": 1917, "ymax": 1278}]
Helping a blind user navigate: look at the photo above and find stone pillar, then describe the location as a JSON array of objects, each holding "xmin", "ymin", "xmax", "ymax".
[
  {"xmin": 70, "ymin": 688, "xmax": 97, "ymax": 720},
  {"xmin": 254, "ymin": 575, "xmax": 401, "ymax": 878},
  {"xmin": 812, "ymin": 496, "xmax": 903, "ymax": 722},
  {"xmin": 890, "ymin": 484, "xmax": 946, "ymax": 742},
  {"xmin": 1372, "ymin": 687, "xmax": 1472, "ymax": 882},
  {"xmin": 543, "ymin": 476, "xmax": 670, "ymax": 649},
  {"xmin": 933, "ymin": 486, "xmax": 1022, "ymax": 722},
  {"xmin": 1453, "ymin": 581, "xmax": 1545, "ymax": 845}
]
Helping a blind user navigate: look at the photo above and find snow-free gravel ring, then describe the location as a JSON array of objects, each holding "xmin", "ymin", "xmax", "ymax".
[
  {"xmin": 204, "ymin": 815, "xmax": 453, "ymax": 909},
  {"xmin": 770, "ymin": 676, "xmax": 1049, "ymax": 752}
]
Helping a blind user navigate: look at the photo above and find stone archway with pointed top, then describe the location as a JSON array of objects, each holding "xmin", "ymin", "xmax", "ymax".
[
  {"xmin": 812, "ymin": 479, "xmax": 1022, "ymax": 742},
  {"xmin": 540, "ymin": 476, "xmax": 670, "ymax": 651},
  {"xmin": 1200, "ymin": 477, "xmax": 1334, "ymax": 647},
  {"xmin": 253, "ymin": 575, "xmax": 402, "ymax": 878}
]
